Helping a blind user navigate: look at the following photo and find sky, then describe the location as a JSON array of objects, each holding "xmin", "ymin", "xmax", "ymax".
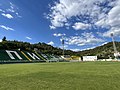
[{"xmin": 0, "ymin": 0, "xmax": 120, "ymax": 51}]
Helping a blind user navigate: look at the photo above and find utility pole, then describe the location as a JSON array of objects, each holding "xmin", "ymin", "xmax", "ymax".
[{"xmin": 111, "ymin": 33, "xmax": 118, "ymax": 59}]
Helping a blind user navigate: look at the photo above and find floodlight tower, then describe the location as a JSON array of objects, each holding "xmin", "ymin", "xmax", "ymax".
[
  {"xmin": 111, "ymin": 33, "xmax": 118, "ymax": 59},
  {"xmin": 62, "ymin": 36, "xmax": 65, "ymax": 58}
]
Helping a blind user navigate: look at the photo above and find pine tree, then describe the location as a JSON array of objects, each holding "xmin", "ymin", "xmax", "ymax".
[{"xmin": 2, "ymin": 36, "xmax": 6, "ymax": 42}]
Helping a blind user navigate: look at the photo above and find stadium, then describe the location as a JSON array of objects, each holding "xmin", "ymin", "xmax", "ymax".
[
  {"xmin": 0, "ymin": 36, "xmax": 120, "ymax": 90},
  {"xmin": 1, "ymin": 0, "xmax": 120, "ymax": 90}
]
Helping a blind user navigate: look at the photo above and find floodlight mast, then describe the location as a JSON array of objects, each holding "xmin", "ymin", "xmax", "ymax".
[
  {"xmin": 62, "ymin": 36, "xmax": 65, "ymax": 58},
  {"xmin": 111, "ymin": 33, "xmax": 118, "ymax": 59}
]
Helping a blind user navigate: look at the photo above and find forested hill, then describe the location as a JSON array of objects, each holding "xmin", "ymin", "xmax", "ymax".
[
  {"xmin": 76, "ymin": 42, "xmax": 120, "ymax": 59},
  {"xmin": 0, "ymin": 40, "xmax": 74, "ymax": 55},
  {"xmin": 0, "ymin": 40, "xmax": 120, "ymax": 59}
]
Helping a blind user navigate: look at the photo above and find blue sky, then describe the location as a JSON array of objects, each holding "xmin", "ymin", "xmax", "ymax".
[{"xmin": 0, "ymin": 0, "xmax": 120, "ymax": 51}]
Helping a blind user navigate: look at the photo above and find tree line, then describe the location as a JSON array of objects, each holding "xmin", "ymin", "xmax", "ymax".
[
  {"xmin": 0, "ymin": 37, "xmax": 74, "ymax": 55},
  {"xmin": 0, "ymin": 36, "xmax": 120, "ymax": 59}
]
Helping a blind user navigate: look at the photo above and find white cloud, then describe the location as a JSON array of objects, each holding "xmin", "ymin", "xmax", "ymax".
[
  {"xmin": 6, "ymin": 2, "xmax": 16, "ymax": 13},
  {"xmin": 93, "ymin": 0, "xmax": 120, "ymax": 37},
  {"xmin": 47, "ymin": 0, "xmax": 115, "ymax": 29},
  {"xmin": 72, "ymin": 22, "xmax": 91, "ymax": 30},
  {"xmin": 71, "ymin": 46, "xmax": 97, "ymax": 51},
  {"xmin": 0, "ymin": 2, "xmax": 21, "ymax": 19},
  {"xmin": 47, "ymin": 41, "xmax": 54, "ymax": 45},
  {"xmin": 15, "ymin": 12, "xmax": 22, "ymax": 18},
  {"xmin": 50, "ymin": 25, "xmax": 56, "ymax": 29},
  {"xmin": 0, "ymin": 25, "xmax": 14, "ymax": 31},
  {"xmin": 65, "ymin": 32, "xmax": 104, "ymax": 46},
  {"xmin": 47, "ymin": 0, "xmax": 120, "ymax": 40},
  {"xmin": 0, "ymin": 9, "xmax": 5, "ymax": 13},
  {"xmin": 75, "ymin": 42, "xmax": 108, "ymax": 51},
  {"xmin": 1, "ymin": 13, "xmax": 13, "ymax": 19},
  {"xmin": 53, "ymin": 33, "xmax": 66, "ymax": 37},
  {"xmin": 26, "ymin": 37, "xmax": 32, "ymax": 40},
  {"xmin": 81, "ymin": 46, "xmax": 97, "ymax": 51},
  {"xmin": 101, "ymin": 42, "xmax": 108, "ymax": 46},
  {"xmin": 0, "ymin": 39, "xmax": 2, "ymax": 42},
  {"xmin": 95, "ymin": 18, "xmax": 108, "ymax": 28},
  {"xmin": 103, "ymin": 0, "xmax": 120, "ymax": 37},
  {"xmin": 59, "ymin": 45, "xmax": 68, "ymax": 50},
  {"xmin": 70, "ymin": 49, "xmax": 81, "ymax": 52}
]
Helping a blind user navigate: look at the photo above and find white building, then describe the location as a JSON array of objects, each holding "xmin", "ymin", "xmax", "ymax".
[{"xmin": 82, "ymin": 56, "xmax": 97, "ymax": 61}]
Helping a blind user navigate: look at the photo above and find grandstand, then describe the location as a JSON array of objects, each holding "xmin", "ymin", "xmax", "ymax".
[
  {"xmin": 0, "ymin": 50, "xmax": 66, "ymax": 63},
  {"xmin": 44, "ymin": 54, "xmax": 65, "ymax": 62},
  {"xmin": 0, "ymin": 50, "xmax": 46, "ymax": 63}
]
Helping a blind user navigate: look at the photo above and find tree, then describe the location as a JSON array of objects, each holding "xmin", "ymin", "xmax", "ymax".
[{"xmin": 2, "ymin": 36, "xmax": 6, "ymax": 42}]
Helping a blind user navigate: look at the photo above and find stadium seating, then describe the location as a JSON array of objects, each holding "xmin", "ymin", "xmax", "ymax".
[
  {"xmin": 43, "ymin": 54, "xmax": 66, "ymax": 62},
  {"xmin": 0, "ymin": 50, "xmax": 67, "ymax": 63},
  {"xmin": 0, "ymin": 50, "xmax": 46, "ymax": 63}
]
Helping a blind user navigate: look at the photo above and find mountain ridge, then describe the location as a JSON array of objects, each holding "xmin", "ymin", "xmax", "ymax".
[{"xmin": 0, "ymin": 40, "xmax": 119, "ymax": 59}]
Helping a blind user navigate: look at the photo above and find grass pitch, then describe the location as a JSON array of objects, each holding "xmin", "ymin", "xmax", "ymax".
[{"xmin": 0, "ymin": 62, "xmax": 120, "ymax": 90}]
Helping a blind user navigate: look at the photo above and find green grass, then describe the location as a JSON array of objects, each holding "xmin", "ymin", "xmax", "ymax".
[{"xmin": 0, "ymin": 62, "xmax": 120, "ymax": 90}]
